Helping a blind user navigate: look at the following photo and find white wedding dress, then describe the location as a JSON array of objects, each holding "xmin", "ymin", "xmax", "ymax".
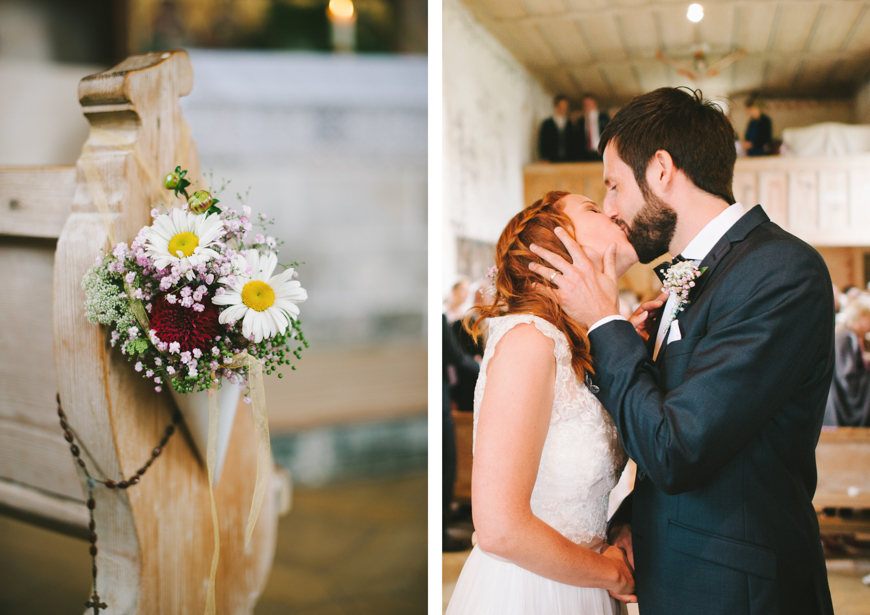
[{"xmin": 446, "ymin": 314, "xmax": 628, "ymax": 615}]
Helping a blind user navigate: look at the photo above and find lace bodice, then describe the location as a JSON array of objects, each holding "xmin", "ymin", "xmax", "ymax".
[{"xmin": 473, "ymin": 314, "xmax": 627, "ymax": 548}]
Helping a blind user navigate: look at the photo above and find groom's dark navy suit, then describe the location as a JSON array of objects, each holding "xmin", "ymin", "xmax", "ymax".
[{"xmin": 589, "ymin": 205, "xmax": 835, "ymax": 615}]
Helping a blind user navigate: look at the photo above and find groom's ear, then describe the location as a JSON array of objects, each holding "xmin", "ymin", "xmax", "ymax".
[{"xmin": 647, "ymin": 149, "xmax": 677, "ymax": 193}]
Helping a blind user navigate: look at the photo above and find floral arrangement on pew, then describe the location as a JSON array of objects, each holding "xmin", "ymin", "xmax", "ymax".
[
  {"xmin": 75, "ymin": 166, "xmax": 308, "ymax": 614},
  {"xmin": 83, "ymin": 166, "xmax": 308, "ymax": 399}
]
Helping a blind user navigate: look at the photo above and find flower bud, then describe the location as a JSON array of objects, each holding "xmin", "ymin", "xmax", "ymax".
[
  {"xmin": 187, "ymin": 190, "xmax": 213, "ymax": 214},
  {"xmin": 164, "ymin": 172, "xmax": 180, "ymax": 189}
]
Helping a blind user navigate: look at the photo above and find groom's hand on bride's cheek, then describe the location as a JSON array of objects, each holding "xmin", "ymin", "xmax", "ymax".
[{"xmin": 528, "ymin": 231, "xmax": 620, "ymax": 328}]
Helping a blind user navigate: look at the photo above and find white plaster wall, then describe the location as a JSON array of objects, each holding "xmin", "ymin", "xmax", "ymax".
[
  {"xmin": 442, "ymin": 0, "xmax": 551, "ymax": 291},
  {"xmin": 181, "ymin": 51, "xmax": 429, "ymax": 345}
]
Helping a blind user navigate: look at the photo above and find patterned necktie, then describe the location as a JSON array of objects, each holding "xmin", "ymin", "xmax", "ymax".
[{"xmin": 654, "ymin": 254, "xmax": 688, "ymax": 283}]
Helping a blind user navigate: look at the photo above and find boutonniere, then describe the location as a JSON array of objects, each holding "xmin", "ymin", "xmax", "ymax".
[{"xmin": 661, "ymin": 261, "xmax": 708, "ymax": 313}]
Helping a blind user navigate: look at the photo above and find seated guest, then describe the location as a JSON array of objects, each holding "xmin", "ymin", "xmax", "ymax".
[
  {"xmin": 444, "ymin": 277, "xmax": 470, "ymax": 324},
  {"xmin": 825, "ymin": 295, "xmax": 870, "ymax": 426},
  {"xmin": 538, "ymin": 95, "xmax": 574, "ymax": 162},
  {"xmin": 574, "ymin": 95, "xmax": 609, "ymax": 161},
  {"xmin": 443, "ymin": 314, "xmax": 479, "ymax": 551},
  {"xmin": 742, "ymin": 98, "xmax": 773, "ymax": 156},
  {"xmin": 452, "ymin": 286, "xmax": 487, "ymax": 412}
]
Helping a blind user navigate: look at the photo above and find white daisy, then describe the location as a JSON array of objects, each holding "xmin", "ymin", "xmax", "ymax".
[
  {"xmin": 143, "ymin": 208, "xmax": 225, "ymax": 275},
  {"xmin": 212, "ymin": 250, "xmax": 307, "ymax": 343}
]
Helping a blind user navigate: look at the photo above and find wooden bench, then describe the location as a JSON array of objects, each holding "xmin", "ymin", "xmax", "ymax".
[
  {"xmin": 452, "ymin": 408, "xmax": 473, "ymax": 503},
  {"xmin": 815, "ymin": 428, "xmax": 870, "ymax": 534},
  {"xmin": 0, "ymin": 50, "xmax": 283, "ymax": 613}
]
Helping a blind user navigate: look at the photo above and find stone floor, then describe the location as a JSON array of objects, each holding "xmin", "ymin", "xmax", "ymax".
[{"xmin": 0, "ymin": 472, "xmax": 426, "ymax": 615}]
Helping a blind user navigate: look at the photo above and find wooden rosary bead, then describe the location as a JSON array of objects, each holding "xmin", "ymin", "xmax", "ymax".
[
  {"xmin": 87, "ymin": 498, "xmax": 96, "ymax": 510},
  {"xmin": 89, "ymin": 533, "xmax": 97, "ymax": 544},
  {"xmin": 64, "ymin": 430, "xmax": 74, "ymax": 443},
  {"xmin": 137, "ymin": 467, "xmax": 146, "ymax": 476},
  {"xmin": 89, "ymin": 519, "xmax": 96, "ymax": 531},
  {"xmin": 60, "ymin": 419, "xmax": 68, "ymax": 430},
  {"xmin": 77, "ymin": 458, "xmax": 86, "ymax": 468},
  {"xmin": 89, "ymin": 545, "xmax": 98, "ymax": 556},
  {"xmin": 153, "ymin": 447, "xmax": 162, "ymax": 457},
  {"xmin": 129, "ymin": 476, "xmax": 140, "ymax": 486},
  {"xmin": 104, "ymin": 480, "xmax": 116, "ymax": 489},
  {"xmin": 117, "ymin": 481, "xmax": 129, "ymax": 489},
  {"xmin": 70, "ymin": 444, "xmax": 80, "ymax": 457},
  {"xmin": 165, "ymin": 425, "xmax": 175, "ymax": 436}
]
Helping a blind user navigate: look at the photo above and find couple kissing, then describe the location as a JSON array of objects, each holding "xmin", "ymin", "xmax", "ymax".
[{"xmin": 446, "ymin": 87, "xmax": 835, "ymax": 615}]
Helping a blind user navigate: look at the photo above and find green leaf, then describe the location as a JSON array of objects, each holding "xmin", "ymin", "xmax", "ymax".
[{"xmin": 126, "ymin": 337, "xmax": 150, "ymax": 355}]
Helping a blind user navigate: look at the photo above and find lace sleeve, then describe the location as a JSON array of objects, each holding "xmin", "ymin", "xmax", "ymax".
[{"xmin": 473, "ymin": 314, "xmax": 577, "ymax": 451}]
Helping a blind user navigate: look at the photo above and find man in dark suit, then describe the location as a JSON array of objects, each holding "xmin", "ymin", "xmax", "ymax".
[
  {"xmin": 538, "ymin": 95, "xmax": 574, "ymax": 162},
  {"xmin": 825, "ymin": 297, "xmax": 870, "ymax": 426},
  {"xmin": 529, "ymin": 87, "xmax": 834, "ymax": 614},
  {"xmin": 742, "ymin": 98, "xmax": 774, "ymax": 156},
  {"xmin": 574, "ymin": 95, "xmax": 610, "ymax": 161}
]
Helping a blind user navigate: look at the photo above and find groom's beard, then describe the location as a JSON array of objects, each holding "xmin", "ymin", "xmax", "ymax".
[{"xmin": 621, "ymin": 190, "xmax": 678, "ymax": 264}]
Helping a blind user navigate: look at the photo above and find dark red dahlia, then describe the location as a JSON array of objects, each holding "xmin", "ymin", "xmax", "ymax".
[{"xmin": 149, "ymin": 294, "xmax": 222, "ymax": 352}]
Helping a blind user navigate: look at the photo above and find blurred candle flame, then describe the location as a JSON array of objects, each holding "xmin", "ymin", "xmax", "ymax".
[{"xmin": 328, "ymin": 0, "xmax": 355, "ymax": 21}]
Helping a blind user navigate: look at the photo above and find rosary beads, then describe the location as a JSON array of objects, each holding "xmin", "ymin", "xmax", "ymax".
[{"xmin": 56, "ymin": 393, "xmax": 181, "ymax": 614}]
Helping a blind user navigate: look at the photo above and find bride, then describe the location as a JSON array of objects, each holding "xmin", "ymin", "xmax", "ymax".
[{"xmin": 446, "ymin": 190, "xmax": 647, "ymax": 614}]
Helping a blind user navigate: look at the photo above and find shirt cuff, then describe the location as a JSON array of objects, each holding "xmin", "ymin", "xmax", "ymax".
[{"xmin": 588, "ymin": 315, "xmax": 627, "ymax": 334}]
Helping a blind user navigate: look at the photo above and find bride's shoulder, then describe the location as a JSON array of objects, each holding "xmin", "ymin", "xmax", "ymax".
[
  {"xmin": 487, "ymin": 314, "xmax": 566, "ymax": 346},
  {"xmin": 485, "ymin": 314, "xmax": 565, "ymax": 358}
]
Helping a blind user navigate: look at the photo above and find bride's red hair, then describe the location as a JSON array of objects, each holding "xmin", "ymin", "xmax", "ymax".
[{"xmin": 466, "ymin": 191, "xmax": 593, "ymax": 379}]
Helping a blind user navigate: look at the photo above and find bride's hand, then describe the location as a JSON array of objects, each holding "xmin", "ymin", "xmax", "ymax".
[
  {"xmin": 602, "ymin": 545, "xmax": 636, "ymax": 602},
  {"xmin": 629, "ymin": 292, "xmax": 668, "ymax": 341}
]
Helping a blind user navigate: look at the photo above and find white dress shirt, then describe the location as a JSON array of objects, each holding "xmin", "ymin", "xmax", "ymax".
[
  {"xmin": 588, "ymin": 203, "xmax": 747, "ymax": 361},
  {"xmin": 586, "ymin": 110, "xmax": 600, "ymax": 151}
]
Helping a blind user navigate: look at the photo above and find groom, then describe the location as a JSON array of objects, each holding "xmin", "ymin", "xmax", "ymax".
[{"xmin": 529, "ymin": 88, "xmax": 835, "ymax": 614}]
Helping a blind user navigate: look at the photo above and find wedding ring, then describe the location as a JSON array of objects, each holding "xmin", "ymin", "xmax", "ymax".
[{"xmin": 549, "ymin": 271, "xmax": 558, "ymax": 282}]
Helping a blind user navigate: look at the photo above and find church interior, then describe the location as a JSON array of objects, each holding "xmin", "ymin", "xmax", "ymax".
[
  {"xmin": 0, "ymin": 0, "xmax": 427, "ymax": 613},
  {"xmin": 443, "ymin": 0, "xmax": 870, "ymax": 613}
]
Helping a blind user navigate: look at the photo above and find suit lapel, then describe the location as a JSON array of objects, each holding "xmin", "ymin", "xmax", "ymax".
[
  {"xmin": 687, "ymin": 205, "xmax": 770, "ymax": 304},
  {"xmin": 652, "ymin": 205, "xmax": 770, "ymax": 364}
]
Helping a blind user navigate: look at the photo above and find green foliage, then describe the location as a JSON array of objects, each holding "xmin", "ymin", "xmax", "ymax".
[
  {"xmin": 81, "ymin": 262, "xmax": 131, "ymax": 326},
  {"xmin": 125, "ymin": 337, "xmax": 150, "ymax": 355}
]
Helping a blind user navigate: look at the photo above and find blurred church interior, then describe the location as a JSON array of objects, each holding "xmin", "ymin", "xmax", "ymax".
[
  {"xmin": 0, "ymin": 0, "xmax": 427, "ymax": 613},
  {"xmin": 443, "ymin": 1, "xmax": 870, "ymax": 613}
]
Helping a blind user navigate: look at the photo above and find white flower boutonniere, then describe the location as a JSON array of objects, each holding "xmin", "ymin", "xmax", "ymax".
[{"xmin": 661, "ymin": 261, "xmax": 708, "ymax": 313}]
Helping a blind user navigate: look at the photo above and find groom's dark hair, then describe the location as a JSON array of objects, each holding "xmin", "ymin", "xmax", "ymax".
[{"xmin": 598, "ymin": 87, "xmax": 736, "ymax": 204}]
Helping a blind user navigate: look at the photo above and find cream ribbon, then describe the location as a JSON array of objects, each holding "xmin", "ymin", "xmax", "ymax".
[
  {"xmin": 204, "ymin": 353, "xmax": 270, "ymax": 615},
  {"xmin": 81, "ymin": 130, "xmax": 269, "ymax": 615}
]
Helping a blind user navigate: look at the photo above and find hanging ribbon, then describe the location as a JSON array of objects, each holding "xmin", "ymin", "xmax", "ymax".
[{"xmin": 203, "ymin": 352, "xmax": 270, "ymax": 615}]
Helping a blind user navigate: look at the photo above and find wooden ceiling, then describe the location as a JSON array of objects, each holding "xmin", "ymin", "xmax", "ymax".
[{"xmin": 458, "ymin": 0, "xmax": 870, "ymax": 105}]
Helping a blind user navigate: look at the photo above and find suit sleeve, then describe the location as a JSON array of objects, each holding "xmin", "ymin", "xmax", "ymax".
[
  {"xmin": 588, "ymin": 241, "xmax": 834, "ymax": 495},
  {"xmin": 538, "ymin": 120, "xmax": 552, "ymax": 161}
]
